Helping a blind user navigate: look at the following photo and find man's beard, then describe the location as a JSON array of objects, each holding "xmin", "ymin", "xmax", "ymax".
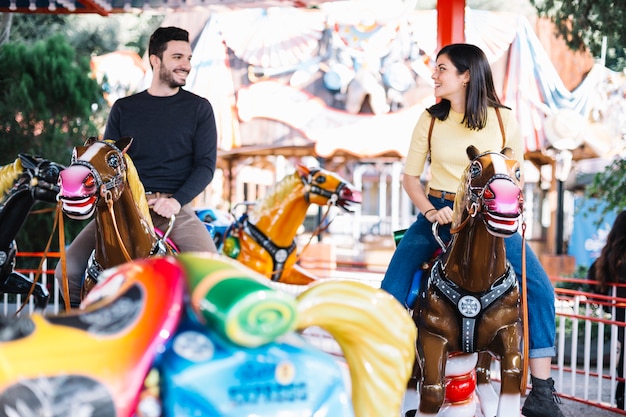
[{"xmin": 160, "ymin": 66, "xmax": 186, "ymax": 88}]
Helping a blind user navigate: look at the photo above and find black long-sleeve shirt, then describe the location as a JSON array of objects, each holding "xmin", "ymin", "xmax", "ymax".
[{"xmin": 104, "ymin": 89, "xmax": 217, "ymax": 206}]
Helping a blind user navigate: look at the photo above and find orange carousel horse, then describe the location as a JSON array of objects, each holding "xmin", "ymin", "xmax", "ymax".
[
  {"xmin": 412, "ymin": 146, "xmax": 525, "ymax": 417},
  {"xmin": 222, "ymin": 164, "xmax": 361, "ymax": 285},
  {"xmin": 57, "ymin": 136, "xmax": 175, "ymax": 302}
]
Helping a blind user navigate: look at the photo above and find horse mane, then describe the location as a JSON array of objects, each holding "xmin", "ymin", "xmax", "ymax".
[
  {"xmin": 295, "ymin": 280, "xmax": 416, "ymax": 417},
  {"xmin": 451, "ymin": 165, "xmax": 471, "ymax": 229},
  {"xmin": 0, "ymin": 158, "xmax": 23, "ymax": 200},
  {"xmin": 123, "ymin": 154, "xmax": 154, "ymax": 230},
  {"xmin": 252, "ymin": 171, "xmax": 301, "ymax": 217}
]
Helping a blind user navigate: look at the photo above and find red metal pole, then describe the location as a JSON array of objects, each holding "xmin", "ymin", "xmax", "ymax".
[{"xmin": 437, "ymin": 0, "xmax": 466, "ymax": 51}]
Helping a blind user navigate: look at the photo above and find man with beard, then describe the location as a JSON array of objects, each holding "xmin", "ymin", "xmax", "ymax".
[{"xmin": 56, "ymin": 26, "xmax": 218, "ymax": 307}]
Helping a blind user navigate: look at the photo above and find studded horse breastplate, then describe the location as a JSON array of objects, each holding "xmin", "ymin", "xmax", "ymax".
[
  {"xmin": 243, "ymin": 220, "xmax": 297, "ymax": 281},
  {"xmin": 429, "ymin": 260, "xmax": 517, "ymax": 352}
]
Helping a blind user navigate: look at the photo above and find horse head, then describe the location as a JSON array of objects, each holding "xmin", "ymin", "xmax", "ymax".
[
  {"xmin": 453, "ymin": 145, "xmax": 523, "ymax": 238},
  {"xmin": 17, "ymin": 154, "xmax": 64, "ymax": 204},
  {"xmin": 295, "ymin": 164, "xmax": 361, "ymax": 212},
  {"xmin": 58, "ymin": 137, "xmax": 132, "ymax": 220}
]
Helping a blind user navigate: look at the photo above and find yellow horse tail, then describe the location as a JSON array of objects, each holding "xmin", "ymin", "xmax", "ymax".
[
  {"xmin": 296, "ymin": 280, "xmax": 417, "ymax": 417},
  {"xmin": 0, "ymin": 158, "xmax": 22, "ymax": 199}
]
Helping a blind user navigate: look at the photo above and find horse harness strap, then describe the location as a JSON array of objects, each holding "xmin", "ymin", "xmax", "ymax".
[
  {"xmin": 243, "ymin": 220, "xmax": 296, "ymax": 281},
  {"xmin": 71, "ymin": 159, "xmax": 124, "ymax": 195},
  {"xmin": 430, "ymin": 259, "xmax": 517, "ymax": 353}
]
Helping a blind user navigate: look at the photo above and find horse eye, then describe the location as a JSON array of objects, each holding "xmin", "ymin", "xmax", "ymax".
[
  {"xmin": 469, "ymin": 162, "xmax": 482, "ymax": 179},
  {"xmin": 315, "ymin": 175, "xmax": 326, "ymax": 184},
  {"xmin": 107, "ymin": 153, "xmax": 120, "ymax": 168},
  {"xmin": 515, "ymin": 168, "xmax": 521, "ymax": 181},
  {"xmin": 84, "ymin": 174, "xmax": 96, "ymax": 188}
]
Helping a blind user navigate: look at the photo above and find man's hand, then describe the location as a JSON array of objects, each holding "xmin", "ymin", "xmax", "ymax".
[{"xmin": 148, "ymin": 196, "xmax": 181, "ymax": 219}]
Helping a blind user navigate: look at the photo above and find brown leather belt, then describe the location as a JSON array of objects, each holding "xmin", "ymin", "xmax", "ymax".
[
  {"xmin": 428, "ymin": 189, "xmax": 456, "ymax": 202},
  {"xmin": 145, "ymin": 192, "xmax": 173, "ymax": 199}
]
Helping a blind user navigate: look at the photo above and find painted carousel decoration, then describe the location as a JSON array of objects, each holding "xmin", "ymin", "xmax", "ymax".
[{"xmin": 0, "ymin": 252, "xmax": 416, "ymax": 417}]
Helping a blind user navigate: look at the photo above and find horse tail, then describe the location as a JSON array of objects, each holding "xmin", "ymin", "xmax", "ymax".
[
  {"xmin": 0, "ymin": 158, "xmax": 22, "ymax": 200},
  {"xmin": 295, "ymin": 280, "xmax": 416, "ymax": 417},
  {"xmin": 123, "ymin": 154, "xmax": 153, "ymax": 230}
]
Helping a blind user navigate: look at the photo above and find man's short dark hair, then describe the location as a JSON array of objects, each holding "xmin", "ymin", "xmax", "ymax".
[{"xmin": 149, "ymin": 26, "xmax": 189, "ymax": 58}]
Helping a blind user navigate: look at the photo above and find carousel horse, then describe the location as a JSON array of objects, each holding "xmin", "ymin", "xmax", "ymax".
[
  {"xmin": 221, "ymin": 164, "xmax": 361, "ymax": 285},
  {"xmin": 413, "ymin": 146, "xmax": 524, "ymax": 417},
  {"xmin": 0, "ymin": 252, "xmax": 416, "ymax": 417},
  {"xmin": 0, "ymin": 154, "xmax": 64, "ymax": 309},
  {"xmin": 57, "ymin": 136, "xmax": 174, "ymax": 300}
]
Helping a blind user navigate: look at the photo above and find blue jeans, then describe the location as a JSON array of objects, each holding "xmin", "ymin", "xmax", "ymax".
[{"xmin": 381, "ymin": 195, "xmax": 556, "ymax": 359}]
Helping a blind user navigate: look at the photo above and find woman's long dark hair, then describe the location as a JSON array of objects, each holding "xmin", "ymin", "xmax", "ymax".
[
  {"xmin": 428, "ymin": 43, "xmax": 508, "ymax": 130},
  {"xmin": 594, "ymin": 210, "xmax": 626, "ymax": 293}
]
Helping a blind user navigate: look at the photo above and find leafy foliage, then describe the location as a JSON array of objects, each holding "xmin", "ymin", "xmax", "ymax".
[
  {"xmin": 584, "ymin": 156, "xmax": 626, "ymax": 217},
  {"xmin": 530, "ymin": 0, "xmax": 626, "ymax": 71},
  {"xmin": 0, "ymin": 35, "xmax": 104, "ymax": 164},
  {"xmin": 0, "ymin": 35, "xmax": 104, "ymax": 251}
]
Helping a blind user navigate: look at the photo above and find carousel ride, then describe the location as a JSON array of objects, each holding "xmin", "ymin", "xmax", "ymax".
[{"xmin": 0, "ymin": 139, "xmax": 415, "ymax": 417}]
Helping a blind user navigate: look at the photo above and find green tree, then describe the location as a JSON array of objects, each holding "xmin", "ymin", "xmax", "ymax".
[
  {"xmin": 530, "ymin": 1, "xmax": 626, "ymax": 216},
  {"xmin": 0, "ymin": 34, "xmax": 104, "ymax": 253},
  {"xmin": 530, "ymin": 0, "xmax": 626, "ymax": 72},
  {"xmin": 584, "ymin": 157, "xmax": 626, "ymax": 217}
]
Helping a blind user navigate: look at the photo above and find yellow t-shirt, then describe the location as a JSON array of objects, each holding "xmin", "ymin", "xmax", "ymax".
[{"xmin": 403, "ymin": 107, "xmax": 524, "ymax": 193}]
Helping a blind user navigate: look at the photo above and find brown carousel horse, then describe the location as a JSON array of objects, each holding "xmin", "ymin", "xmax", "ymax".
[
  {"xmin": 221, "ymin": 164, "xmax": 361, "ymax": 285},
  {"xmin": 413, "ymin": 146, "xmax": 525, "ymax": 417},
  {"xmin": 57, "ymin": 136, "xmax": 174, "ymax": 302}
]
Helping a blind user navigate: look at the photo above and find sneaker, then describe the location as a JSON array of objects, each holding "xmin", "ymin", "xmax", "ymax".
[{"xmin": 521, "ymin": 376, "xmax": 565, "ymax": 417}]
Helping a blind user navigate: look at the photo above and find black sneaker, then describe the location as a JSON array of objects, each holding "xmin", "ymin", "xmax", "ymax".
[{"xmin": 522, "ymin": 376, "xmax": 565, "ymax": 417}]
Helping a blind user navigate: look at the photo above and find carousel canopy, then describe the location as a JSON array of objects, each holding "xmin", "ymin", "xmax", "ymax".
[{"xmin": 0, "ymin": 0, "xmax": 331, "ymax": 15}]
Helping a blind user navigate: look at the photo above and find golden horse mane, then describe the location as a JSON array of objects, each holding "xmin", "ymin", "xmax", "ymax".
[
  {"xmin": 252, "ymin": 171, "xmax": 301, "ymax": 217},
  {"xmin": 0, "ymin": 158, "xmax": 23, "ymax": 200},
  {"xmin": 452, "ymin": 165, "xmax": 471, "ymax": 230},
  {"xmin": 296, "ymin": 280, "xmax": 416, "ymax": 417},
  {"xmin": 123, "ymin": 154, "xmax": 154, "ymax": 231}
]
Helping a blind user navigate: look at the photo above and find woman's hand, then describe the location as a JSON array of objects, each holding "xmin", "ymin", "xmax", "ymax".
[{"xmin": 425, "ymin": 206, "xmax": 454, "ymax": 224}]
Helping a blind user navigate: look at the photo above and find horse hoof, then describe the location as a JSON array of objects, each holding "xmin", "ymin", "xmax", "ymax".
[{"xmin": 405, "ymin": 410, "xmax": 417, "ymax": 417}]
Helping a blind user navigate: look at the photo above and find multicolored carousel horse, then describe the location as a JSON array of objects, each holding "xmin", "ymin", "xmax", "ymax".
[
  {"xmin": 0, "ymin": 252, "xmax": 416, "ymax": 417},
  {"xmin": 57, "ymin": 136, "xmax": 175, "ymax": 300},
  {"xmin": 412, "ymin": 146, "xmax": 525, "ymax": 417},
  {"xmin": 222, "ymin": 164, "xmax": 361, "ymax": 285},
  {"xmin": 0, "ymin": 154, "xmax": 64, "ymax": 309}
]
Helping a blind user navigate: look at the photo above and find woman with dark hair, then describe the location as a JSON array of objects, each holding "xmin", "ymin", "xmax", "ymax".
[
  {"xmin": 382, "ymin": 43, "xmax": 563, "ymax": 417},
  {"xmin": 589, "ymin": 210, "xmax": 626, "ymax": 409}
]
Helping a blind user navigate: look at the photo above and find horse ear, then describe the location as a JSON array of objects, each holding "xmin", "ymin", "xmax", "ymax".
[
  {"xmin": 115, "ymin": 136, "xmax": 133, "ymax": 154},
  {"xmin": 18, "ymin": 153, "xmax": 39, "ymax": 170},
  {"xmin": 84, "ymin": 136, "xmax": 98, "ymax": 146},
  {"xmin": 295, "ymin": 164, "xmax": 310, "ymax": 177},
  {"xmin": 466, "ymin": 145, "xmax": 480, "ymax": 160},
  {"xmin": 501, "ymin": 147, "xmax": 515, "ymax": 159}
]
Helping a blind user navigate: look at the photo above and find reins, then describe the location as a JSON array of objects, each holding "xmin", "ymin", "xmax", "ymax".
[
  {"xmin": 17, "ymin": 201, "xmax": 65, "ymax": 313},
  {"xmin": 293, "ymin": 195, "xmax": 337, "ymax": 264},
  {"xmin": 102, "ymin": 185, "xmax": 133, "ymax": 263},
  {"xmin": 520, "ymin": 220, "xmax": 530, "ymax": 394}
]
